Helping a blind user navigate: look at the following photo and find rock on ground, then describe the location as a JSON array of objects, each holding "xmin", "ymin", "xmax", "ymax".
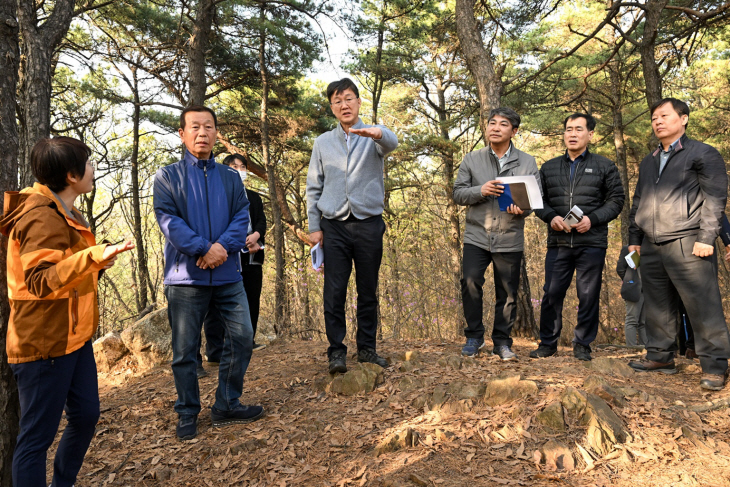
[
  {"xmin": 484, "ymin": 373, "xmax": 538, "ymax": 406},
  {"xmin": 314, "ymin": 363, "xmax": 385, "ymax": 396},
  {"xmin": 561, "ymin": 386, "xmax": 631, "ymax": 456},
  {"xmin": 120, "ymin": 308, "xmax": 172, "ymax": 371},
  {"xmin": 93, "ymin": 332, "xmax": 129, "ymax": 373},
  {"xmin": 536, "ymin": 401, "xmax": 566, "ymax": 432},
  {"xmin": 533, "ymin": 439, "xmax": 575, "ymax": 471},
  {"xmin": 584, "ymin": 357, "xmax": 635, "ymax": 378},
  {"xmin": 374, "ymin": 427, "xmax": 418, "ymax": 456}
]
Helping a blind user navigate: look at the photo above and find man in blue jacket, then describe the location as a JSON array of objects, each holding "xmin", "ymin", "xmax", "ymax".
[{"xmin": 154, "ymin": 106, "xmax": 264, "ymax": 440}]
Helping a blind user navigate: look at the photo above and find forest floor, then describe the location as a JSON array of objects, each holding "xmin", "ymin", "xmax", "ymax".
[{"xmin": 49, "ymin": 337, "xmax": 730, "ymax": 486}]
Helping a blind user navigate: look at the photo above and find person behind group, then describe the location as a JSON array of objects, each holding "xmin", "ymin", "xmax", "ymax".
[
  {"xmin": 615, "ymin": 245, "xmax": 647, "ymax": 347},
  {"xmin": 453, "ymin": 107, "xmax": 541, "ymax": 360},
  {"xmin": 530, "ymin": 113, "xmax": 625, "ymax": 361},
  {"xmin": 197, "ymin": 153, "xmax": 267, "ymax": 377},
  {"xmin": 306, "ymin": 77, "xmax": 398, "ymax": 374},
  {"xmin": 627, "ymin": 98, "xmax": 730, "ymax": 391},
  {"xmin": 153, "ymin": 106, "xmax": 264, "ymax": 441},
  {"xmin": 1, "ymin": 137, "xmax": 134, "ymax": 486}
]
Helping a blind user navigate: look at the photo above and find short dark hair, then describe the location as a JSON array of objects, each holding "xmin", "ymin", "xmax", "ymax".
[
  {"xmin": 326, "ymin": 78, "xmax": 359, "ymax": 103},
  {"xmin": 180, "ymin": 105, "xmax": 218, "ymax": 129},
  {"xmin": 651, "ymin": 98, "xmax": 690, "ymax": 128},
  {"xmin": 222, "ymin": 153, "xmax": 247, "ymax": 168},
  {"xmin": 488, "ymin": 107, "xmax": 521, "ymax": 129},
  {"xmin": 31, "ymin": 137, "xmax": 91, "ymax": 193},
  {"xmin": 563, "ymin": 113, "xmax": 596, "ymax": 131}
]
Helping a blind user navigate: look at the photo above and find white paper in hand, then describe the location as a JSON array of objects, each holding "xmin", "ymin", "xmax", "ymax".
[{"xmin": 311, "ymin": 243, "xmax": 324, "ymax": 270}]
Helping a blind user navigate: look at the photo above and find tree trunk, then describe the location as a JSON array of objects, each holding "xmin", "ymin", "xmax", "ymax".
[
  {"xmin": 639, "ymin": 0, "xmax": 667, "ymax": 113},
  {"xmin": 259, "ymin": 5, "xmax": 285, "ymax": 332},
  {"xmin": 0, "ymin": 0, "xmax": 20, "ymax": 481},
  {"xmin": 512, "ymin": 257, "xmax": 537, "ymax": 338},
  {"xmin": 187, "ymin": 0, "xmax": 215, "ymax": 106},
  {"xmin": 16, "ymin": 0, "xmax": 75, "ymax": 188},
  {"xmin": 130, "ymin": 69, "xmax": 149, "ymax": 313},
  {"xmin": 610, "ymin": 62, "xmax": 630, "ymax": 246}
]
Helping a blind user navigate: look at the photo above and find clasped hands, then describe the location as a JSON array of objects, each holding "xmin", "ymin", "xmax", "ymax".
[
  {"xmin": 551, "ymin": 215, "xmax": 591, "ymax": 233},
  {"xmin": 480, "ymin": 180, "xmax": 523, "ymax": 215},
  {"xmin": 196, "ymin": 242, "xmax": 228, "ymax": 270}
]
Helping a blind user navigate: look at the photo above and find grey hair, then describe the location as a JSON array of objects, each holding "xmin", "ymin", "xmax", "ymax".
[{"xmin": 488, "ymin": 107, "xmax": 521, "ymax": 129}]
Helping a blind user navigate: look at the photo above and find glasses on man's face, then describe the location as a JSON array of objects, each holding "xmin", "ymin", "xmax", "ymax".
[{"xmin": 330, "ymin": 97, "xmax": 358, "ymax": 108}]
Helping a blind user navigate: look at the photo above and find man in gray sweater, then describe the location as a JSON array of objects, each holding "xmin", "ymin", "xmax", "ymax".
[
  {"xmin": 306, "ymin": 78, "xmax": 398, "ymax": 374},
  {"xmin": 453, "ymin": 108, "xmax": 540, "ymax": 360}
]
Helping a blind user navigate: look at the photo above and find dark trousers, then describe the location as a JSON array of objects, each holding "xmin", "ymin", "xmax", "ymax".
[
  {"xmin": 461, "ymin": 243, "xmax": 522, "ymax": 347},
  {"xmin": 677, "ymin": 300, "xmax": 695, "ymax": 354},
  {"xmin": 539, "ymin": 246, "xmax": 606, "ymax": 349},
  {"xmin": 641, "ymin": 235, "xmax": 730, "ymax": 374},
  {"xmin": 202, "ymin": 264, "xmax": 262, "ymax": 362},
  {"xmin": 321, "ymin": 215, "xmax": 385, "ymax": 357},
  {"xmin": 11, "ymin": 341, "xmax": 100, "ymax": 487}
]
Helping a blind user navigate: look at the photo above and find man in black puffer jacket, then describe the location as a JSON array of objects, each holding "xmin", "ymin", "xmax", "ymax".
[{"xmin": 530, "ymin": 113, "xmax": 625, "ymax": 361}]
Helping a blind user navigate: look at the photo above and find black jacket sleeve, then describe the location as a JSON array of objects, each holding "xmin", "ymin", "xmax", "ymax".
[
  {"xmin": 696, "ymin": 144, "xmax": 728, "ymax": 245},
  {"xmin": 616, "ymin": 245, "xmax": 629, "ymax": 280},
  {"xmin": 587, "ymin": 161, "xmax": 625, "ymax": 227},
  {"xmin": 720, "ymin": 213, "xmax": 730, "ymax": 247},
  {"xmin": 247, "ymin": 190, "xmax": 267, "ymax": 244},
  {"xmin": 534, "ymin": 165, "xmax": 560, "ymax": 224}
]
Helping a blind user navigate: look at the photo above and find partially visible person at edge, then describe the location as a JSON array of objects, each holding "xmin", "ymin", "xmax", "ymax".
[
  {"xmin": 627, "ymin": 98, "xmax": 730, "ymax": 391},
  {"xmin": 1, "ymin": 137, "xmax": 134, "ymax": 487},
  {"xmin": 306, "ymin": 77, "xmax": 398, "ymax": 374},
  {"xmin": 530, "ymin": 113, "xmax": 625, "ymax": 362},
  {"xmin": 453, "ymin": 107, "xmax": 541, "ymax": 361},
  {"xmin": 153, "ymin": 105, "xmax": 263, "ymax": 441},
  {"xmin": 197, "ymin": 153, "xmax": 267, "ymax": 378},
  {"xmin": 615, "ymin": 244, "xmax": 647, "ymax": 348}
]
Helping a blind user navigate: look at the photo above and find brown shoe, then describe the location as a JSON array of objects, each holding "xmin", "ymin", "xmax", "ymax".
[
  {"xmin": 685, "ymin": 349, "xmax": 698, "ymax": 360},
  {"xmin": 700, "ymin": 371, "xmax": 728, "ymax": 391},
  {"xmin": 628, "ymin": 358, "xmax": 677, "ymax": 374}
]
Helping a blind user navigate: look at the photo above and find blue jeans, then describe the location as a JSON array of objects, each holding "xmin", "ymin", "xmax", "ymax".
[
  {"xmin": 165, "ymin": 281, "xmax": 253, "ymax": 417},
  {"xmin": 11, "ymin": 341, "xmax": 100, "ymax": 487}
]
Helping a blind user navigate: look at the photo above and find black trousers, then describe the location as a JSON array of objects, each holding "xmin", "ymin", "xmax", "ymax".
[
  {"xmin": 539, "ymin": 246, "xmax": 606, "ymax": 349},
  {"xmin": 200, "ymin": 265, "xmax": 262, "ymax": 363},
  {"xmin": 321, "ymin": 215, "xmax": 385, "ymax": 358},
  {"xmin": 461, "ymin": 243, "xmax": 522, "ymax": 347},
  {"xmin": 641, "ymin": 235, "xmax": 730, "ymax": 374}
]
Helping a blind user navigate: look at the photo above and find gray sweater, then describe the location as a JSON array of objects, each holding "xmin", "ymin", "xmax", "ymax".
[
  {"xmin": 306, "ymin": 118, "xmax": 398, "ymax": 232},
  {"xmin": 453, "ymin": 145, "xmax": 541, "ymax": 252}
]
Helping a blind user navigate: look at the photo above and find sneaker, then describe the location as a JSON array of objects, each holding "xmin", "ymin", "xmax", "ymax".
[
  {"xmin": 196, "ymin": 364, "xmax": 208, "ymax": 378},
  {"xmin": 529, "ymin": 344, "xmax": 557, "ymax": 358},
  {"xmin": 176, "ymin": 415, "xmax": 198, "ymax": 440},
  {"xmin": 628, "ymin": 358, "xmax": 677, "ymax": 374},
  {"xmin": 573, "ymin": 343, "xmax": 592, "ymax": 361},
  {"xmin": 329, "ymin": 350, "xmax": 347, "ymax": 374},
  {"xmin": 493, "ymin": 345, "xmax": 518, "ymax": 361},
  {"xmin": 461, "ymin": 337, "xmax": 485, "ymax": 357},
  {"xmin": 358, "ymin": 347, "xmax": 389, "ymax": 368},
  {"xmin": 252, "ymin": 342, "xmax": 267, "ymax": 351},
  {"xmin": 211, "ymin": 404, "xmax": 265, "ymax": 427}
]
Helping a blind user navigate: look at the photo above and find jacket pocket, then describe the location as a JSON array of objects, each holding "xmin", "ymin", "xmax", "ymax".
[{"xmin": 71, "ymin": 289, "xmax": 79, "ymax": 334}]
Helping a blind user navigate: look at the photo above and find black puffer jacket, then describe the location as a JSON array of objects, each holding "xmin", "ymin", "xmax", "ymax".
[
  {"xmin": 535, "ymin": 150, "xmax": 625, "ymax": 248},
  {"xmin": 628, "ymin": 135, "xmax": 728, "ymax": 246}
]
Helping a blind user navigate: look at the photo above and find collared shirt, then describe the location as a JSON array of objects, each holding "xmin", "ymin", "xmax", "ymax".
[
  {"xmin": 342, "ymin": 127, "xmax": 351, "ymax": 151},
  {"xmin": 489, "ymin": 143, "xmax": 512, "ymax": 171},
  {"xmin": 569, "ymin": 150, "xmax": 587, "ymax": 181},
  {"xmin": 658, "ymin": 137, "xmax": 682, "ymax": 175}
]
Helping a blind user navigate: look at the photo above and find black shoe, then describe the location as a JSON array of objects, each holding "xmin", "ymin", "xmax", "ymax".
[
  {"xmin": 529, "ymin": 344, "xmax": 557, "ymax": 359},
  {"xmin": 493, "ymin": 345, "xmax": 518, "ymax": 362},
  {"xmin": 329, "ymin": 351, "xmax": 347, "ymax": 374},
  {"xmin": 357, "ymin": 347, "xmax": 389, "ymax": 368},
  {"xmin": 573, "ymin": 343, "xmax": 592, "ymax": 361},
  {"xmin": 252, "ymin": 342, "xmax": 267, "ymax": 351},
  {"xmin": 177, "ymin": 415, "xmax": 198, "ymax": 440},
  {"xmin": 700, "ymin": 370, "xmax": 728, "ymax": 391},
  {"xmin": 196, "ymin": 364, "xmax": 208, "ymax": 378},
  {"xmin": 211, "ymin": 404, "xmax": 265, "ymax": 427},
  {"xmin": 628, "ymin": 358, "xmax": 677, "ymax": 374}
]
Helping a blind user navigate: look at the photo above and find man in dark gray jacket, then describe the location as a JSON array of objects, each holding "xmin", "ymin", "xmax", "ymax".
[
  {"xmin": 627, "ymin": 98, "xmax": 730, "ymax": 391},
  {"xmin": 453, "ymin": 108, "xmax": 540, "ymax": 360}
]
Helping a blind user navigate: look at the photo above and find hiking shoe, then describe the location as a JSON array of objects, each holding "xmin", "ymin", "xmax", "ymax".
[
  {"xmin": 196, "ymin": 364, "xmax": 208, "ymax": 378},
  {"xmin": 329, "ymin": 350, "xmax": 347, "ymax": 374},
  {"xmin": 358, "ymin": 347, "xmax": 389, "ymax": 368},
  {"xmin": 176, "ymin": 415, "xmax": 198, "ymax": 440},
  {"xmin": 685, "ymin": 348, "xmax": 698, "ymax": 360},
  {"xmin": 211, "ymin": 404, "xmax": 265, "ymax": 427},
  {"xmin": 461, "ymin": 337, "xmax": 485, "ymax": 357},
  {"xmin": 700, "ymin": 370, "xmax": 728, "ymax": 391},
  {"xmin": 628, "ymin": 358, "xmax": 677, "ymax": 374},
  {"xmin": 529, "ymin": 344, "xmax": 557, "ymax": 358},
  {"xmin": 573, "ymin": 343, "xmax": 592, "ymax": 361},
  {"xmin": 252, "ymin": 342, "xmax": 267, "ymax": 351},
  {"xmin": 493, "ymin": 345, "xmax": 518, "ymax": 362}
]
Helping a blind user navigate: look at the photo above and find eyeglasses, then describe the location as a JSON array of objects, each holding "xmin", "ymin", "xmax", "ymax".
[{"xmin": 330, "ymin": 97, "xmax": 358, "ymax": 108}]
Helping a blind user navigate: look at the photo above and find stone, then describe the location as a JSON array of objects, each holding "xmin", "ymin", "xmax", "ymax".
[
  {"xmin": 534, "ymin": 440, "xmax": 575, "ymax": 471},
  {"xmin": 437, "ymin": 355, "xmax": 463, "ymax": 369},
  {"xmin": 399, "ymin": 361, "xmax": 417, "ymax": 373},
  {"xmin": 429, "ymin": 385, "xmax": 449, "ymax": 411},
  {"xmin": 582, "ymin": 375, "xmax": 626, "ymax": 407},
  {"xmin": 120, "ymin": 308, "xmax": 172, "ymax": 371},
  {"xmin": 447, "ymin": 381, "xmax": 486, "ymax": 400},
  {"xmin": 560, "ymin": 387, "xmax": 631, "ymax": 456},
  {"xmin": 401, "ymin": 350, "xmax": 421, "ymax": 363},
  {"xmin": 408, "ymin": 473, "xmax": 429, "ymax": 486},
  {"xmin": 435, "ymin": 429, "xmax": 456, "ymax": 442},
  {"xmin": 412, "ymin": 394, "xmax": 430, "ymax": 409},
  {"xmin": 374, "ymin": 427, "xmax": 418, "ymax": 456},
  {"xmin": 93, "ymin": 332, "xmax": 129, "ymax": 373},
  {"xmin": 329, "ymin": 363, "xmax": 384, "ymax": 395},
  {"xmin": 584, "ymin": 357, "xmax": 635, "ymax": 378},
  {"xmin": 398, "ymin": 376, "xmax": 430, "ymax": 393},
  {"xmin": 536, "ymin": 401, "xmax": 566, "ymax": 432},
  {"xmin": 483, "ymin": 373, "xmax": 538, "ymax": 406}
]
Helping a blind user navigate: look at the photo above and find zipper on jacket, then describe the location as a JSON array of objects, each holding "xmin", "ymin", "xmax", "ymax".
[
  {"xmin": 71, "ymin": 289, "xmax": 79, "ymax": 334},
  {"xmin": 567, "ymin": 158, "xmax": 579, "ymax": 248},
  {"xmin": 204, "ymin": 164, "xmax": 213, "ymax": 285}
]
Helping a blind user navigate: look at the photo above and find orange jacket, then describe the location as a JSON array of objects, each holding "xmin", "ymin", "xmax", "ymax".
[{"xmin": 1, "ymin": 183, "xmax": 109, "ymax": 364}]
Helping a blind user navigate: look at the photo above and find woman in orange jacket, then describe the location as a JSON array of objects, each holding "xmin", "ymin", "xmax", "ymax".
[{"xmin": 1, "ymin": 137, "xmax": 134, "ymax": 487}]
